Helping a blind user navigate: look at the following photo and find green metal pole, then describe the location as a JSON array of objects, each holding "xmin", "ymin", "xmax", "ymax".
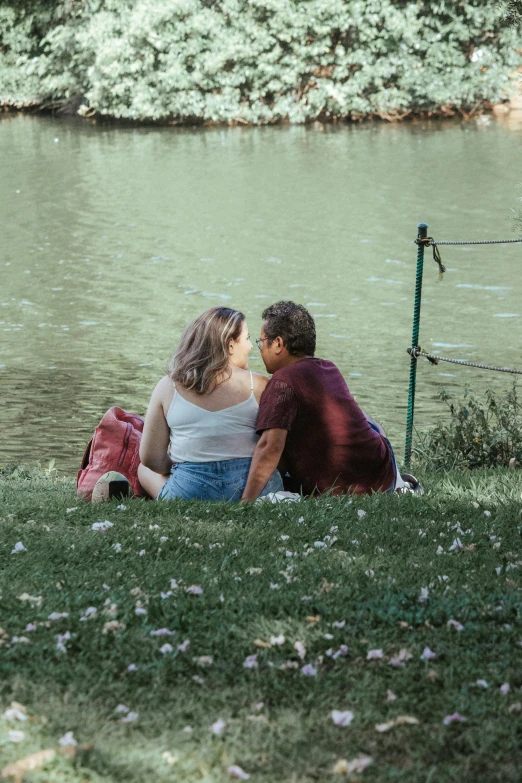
[{"xmin": 404, "ymin": 222, "xmax": 428, "ymax": 470}]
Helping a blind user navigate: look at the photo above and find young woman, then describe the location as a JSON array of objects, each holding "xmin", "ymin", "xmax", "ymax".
[{"xmin": 138, "ymin": 307, "xmax": 283, "ymax": 501}]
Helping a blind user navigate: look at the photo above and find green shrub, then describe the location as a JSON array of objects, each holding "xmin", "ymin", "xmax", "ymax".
[
  {"xmin": 1, "ymin": 0, "xmax": 521, "ymax": 122},
  {"xmin": 416, "ymin": 384, "xmax": 522, "ymax": 470}
]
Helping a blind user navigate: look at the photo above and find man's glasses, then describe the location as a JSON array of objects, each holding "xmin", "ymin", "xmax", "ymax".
[{"xmin": 255, "ymin": 337, "xmax": 270, "ymax": 351}]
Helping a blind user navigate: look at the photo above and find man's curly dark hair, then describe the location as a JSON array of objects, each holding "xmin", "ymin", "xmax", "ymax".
[{"xmin": 261, "ymin": 301, "xmax": 316, "ymax": 357}]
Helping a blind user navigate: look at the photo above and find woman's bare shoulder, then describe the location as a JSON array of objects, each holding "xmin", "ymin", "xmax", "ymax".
[
  {"xmin": 152, "ymin": 375, "xmax": 175, "ymax": 400},
  {"xmin": 251, "ymin": 371, "xmax": 269, "ymax": 396}
]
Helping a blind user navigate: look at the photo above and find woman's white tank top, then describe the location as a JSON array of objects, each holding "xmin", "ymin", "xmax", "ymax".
[{"xmin": 167, "ymin": 372, "xmax": 260, "ymax": 463}]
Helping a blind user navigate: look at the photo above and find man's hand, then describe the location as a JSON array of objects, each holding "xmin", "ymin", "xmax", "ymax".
[{"xmin": 241, "ymin": 428, "xmax": 288, "ymax": 503}]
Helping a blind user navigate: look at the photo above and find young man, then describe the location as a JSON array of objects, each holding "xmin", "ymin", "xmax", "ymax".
[{"xmin": 241, "ymin": 301, "xmax": 407, "ymax": 502}]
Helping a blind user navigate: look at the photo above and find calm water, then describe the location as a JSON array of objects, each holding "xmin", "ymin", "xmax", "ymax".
[{"xmin": 1, "ymin": 114, "xmax": 521, "ymax": 472}]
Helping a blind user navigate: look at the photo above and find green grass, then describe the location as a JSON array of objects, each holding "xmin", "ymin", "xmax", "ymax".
[{"xmin": 1, "ymin": 467, "xmax": 522, "ymax": 782}]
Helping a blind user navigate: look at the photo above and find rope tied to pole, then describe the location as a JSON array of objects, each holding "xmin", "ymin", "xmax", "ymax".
[
  {"xmin": 407, "ymin": 346, "xmax": 522, "ymax": 376},
  {"xmin": 415, "ymin": 236, "xmax": 446, "ymax": 280}
]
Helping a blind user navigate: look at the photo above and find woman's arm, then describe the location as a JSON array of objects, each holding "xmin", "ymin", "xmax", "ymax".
[{"xmin": 139, "ymin": 376, "xmax": 174, "ymax": 475}]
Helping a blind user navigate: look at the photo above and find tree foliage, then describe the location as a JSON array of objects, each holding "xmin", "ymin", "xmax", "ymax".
[{"xmin": 1, "ymin": 0, "xmax": 521, "ymax": 122}]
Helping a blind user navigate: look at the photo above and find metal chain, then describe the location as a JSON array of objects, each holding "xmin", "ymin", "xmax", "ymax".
[
  {"xmin": 408, "ymin": 347, "xmax": 522, "ymax": 375},
  {"xmin": 426, "ymin": 238, "xmax": 522, "ymax": 246}
]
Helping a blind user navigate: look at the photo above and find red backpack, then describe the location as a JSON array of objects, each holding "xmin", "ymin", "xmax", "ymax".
[{"xmin": 77, "ymin": 407, "xmax": 148, "ymax": 501}]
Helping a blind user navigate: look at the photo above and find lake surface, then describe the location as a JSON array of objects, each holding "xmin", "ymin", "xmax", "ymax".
[{"xmin": 1, "ymin": 114, "xmax": 521, "ymax": 473}]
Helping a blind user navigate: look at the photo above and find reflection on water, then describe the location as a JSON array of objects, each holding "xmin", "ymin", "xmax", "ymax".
[{"xmin": 1, "ymin": 115, "xmax": 521, "ymax": 472}]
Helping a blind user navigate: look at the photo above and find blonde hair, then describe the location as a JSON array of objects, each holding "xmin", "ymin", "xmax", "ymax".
[{"xmin": 168, "ymin": 307, "xmax": 245, "ymax": 395}]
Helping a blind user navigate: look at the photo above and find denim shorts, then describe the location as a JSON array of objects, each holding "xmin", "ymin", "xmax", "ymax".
[{"xmin": 157, "ymin": 457, "xmax": 283, "ymax": 502}]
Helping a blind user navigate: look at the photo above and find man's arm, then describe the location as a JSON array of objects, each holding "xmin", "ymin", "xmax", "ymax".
[{"xmin": 241, "ymin": 428, "xmax": 288, "ymax": 503}]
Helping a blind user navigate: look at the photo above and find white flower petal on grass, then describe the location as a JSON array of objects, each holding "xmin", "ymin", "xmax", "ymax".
[
  {"xmin": 418, "ymin": 587, "xmax": 429, "ymax": 604},
  {"xmin": 48, "ymin": 612, "xmax": 69, "ymax": 621},
  {"xmin": 11, "ymin": 636, "xmax": 31, "ymax": 644},
  {"xmin": 3, "ymin": 706, "xmax": 28, "ymax": 722},
  {"xmin": 58, "ymin": 731, "xmax": 77, "ymax": 748},
  {"xmin": 159, "ymin": 643, "xmax": 174, "ymax": 654},
  {"xmin": 500, "ymin": 682, "xmax": 511, "ymax": 695},
  {"xmin": 332, "ymin": 755, "xmax": 373, "ymax": 774},
  {"xmin": 357, "ymin": 509, "xmax": 366, "ymax": 519},
  {"xmin": 162, "ymin": 751, "xmax": 178, "ymax": 765},
  {"xmin": 443, "ymin": 712, "xmax": 467, "ymax": 725},
  {"xmin": 115, "ymin": 704, "xmax": 130, "ymax": 713},
  {"xmin": 8, "ymin": 730, "xmax": 25, "ymax": 743},
  {"xmin": 243, "ymin": 654, "xmax": 258, "ymax": 669},
  {"xmin": 301, "ymin": 664, "xmax": 317, "ymax": 676},
  {"xmin": 332, "ymin": 620, "xmax": 345, "ymax": 629},
  {"xmin": 160, "ymin": 536, "xmax": 168, "ymax": 543},
  {"xmin": 297, "ymin": 516, "xmax": 305, "ymax": 524},
  {"xmin": 210, "ymin": 718, "xmax": 226, "ymax": 735},
  {"xmin": 138, "ymin": 550, "xmax": 146, "ymax": 557},
  {"xmin": 135, "ymin": 607, "xmax": 147, "ymax": 616},
  {"xmin": 294, "ymin": 641, "xmax": 306, "ymax": 659},
  {"xmin": 11, "ymin": 542, "xmax": 26, "ymax": 554},
  {"xmin": 280, "ymin": 535, "xmax": 289, "ymax": 541},
  {"xmin": 314, "ymin": 541, "xmax": 327, "ymax": 549},
  {"xmin": 56, "ymin": 631, "xmax": 71, "ymax": 653},
  {"xmin": 24, "ymin": 623, "xmax": 37, "ymax": 632},
  {"xmin": 127, "ymin": 664, "xmax": 137, "ymax": 672},
  {"xmin": 66, "ymin": 507, "xmax": 78, "ymax": 514},
  {"xmin": 367, "ymin": 649, "xmax": 383, "ymax": 660},
  {"xmin": 269, "ymin": 583, "xmax": 280, "ymax": 590},
  {"xmin": 270, "ymin": 634, "xmax": 285, "ymax": 646},
  {"xmin": 150, "ymin": 628, "xmax": 174, "ymax": 637},
  {"xmin": 17, "ymin": 593, "xmax": 43, "ymax": 607},
  {"xmin": 121, "ymin": 712, "xmax": 139, "ymax": 723},
  {"xmin": 331, "ymin": 710, "xmax": 354, "ymax": 727},
  {"xmin": 436, "ymin": 545, "xmax": 444, "ymax": 555},
  {"xmin": 185, "ymin": 585, "xmax": 203, "ymax": 595},
  {"xmin": 449, "ymin": 538, "xmax": 463, "ymax": 552},
  {"xmin": 112, "ymin": 543, "xmax": 122, "ymax": 553},
  {"xmin": 192, "ymin": 675, "xmax": 205, "ymax": 685},
  {"xmin": 421, "ymin": 647, "xmax": 436, "ymax": 660},
  {"xmin": 116, "ymin": 504, "xmax": 127, "ymax": 510},
  {"xmin": 91, "ymin": 521, "xmax": 113, "ymax": 532},
  {"xmin": 447, "ymin": 619, "xmax": 464, "ymax": 632},
  {"xmin": 386, "ymin": 690, "xmax": 397, "ymax": 702},
  {"xmin": 228, "ymin": 765, "xmax": 250, "ymax": 780},
  {"xmin": 102, "ymin": 584, "xmax": 110, "ymax": 591},
  {"xmin": 177, "ymin": 639, "xmax": 190, "ymax": 653},
  {"xmin": 484, "ymin": 510, "xmax": 491, "ymax": 517},
  {"xmin": 475, "ymin": 679, "xmax": 488, "ymax": 688},
  {"xmin": 194, "ymin": 655, "xmax": 213, "ymax": 666},
  {"xmin": 160, "ymin": 591, "xmax": 173, "ymax": 599}
]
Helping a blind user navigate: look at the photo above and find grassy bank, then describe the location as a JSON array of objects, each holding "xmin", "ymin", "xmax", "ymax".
[{"xmin": 1, "ymin": 467, "xmax": 521, "ymax": 782}]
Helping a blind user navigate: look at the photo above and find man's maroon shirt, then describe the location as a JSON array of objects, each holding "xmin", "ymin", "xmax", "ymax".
[{"xmin": 256, "ymin": 357, "xmax": 395, "ymax": 496}]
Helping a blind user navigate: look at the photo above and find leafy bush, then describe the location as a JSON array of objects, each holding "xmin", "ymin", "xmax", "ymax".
[
  {"xmin": 416, "ymin": 384, "xmax": 522, "ymax": 470},
  {"xmin": 1, "ymin": 0, "xmax": 521, "ymax": 122}
]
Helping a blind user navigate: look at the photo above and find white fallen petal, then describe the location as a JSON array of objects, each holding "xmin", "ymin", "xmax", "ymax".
[
  {"xmin": 121, "ymin": 711, "xmax": 139, "ymax": 723},
  {"xmin": 243, "ymin": 654, "xmax": 258, "ymax": 669},
  {"xmin": 8, "ymin": 730, "xmax": 25, "ymax": 742},
  {"xmin": 91, "ymin": 521, "xmax": 113, "ymax": 532},
  {"xmin": 150, "ymin": 628, "xmax": 174, "ymax": 637},
  {"xmin": 500, "ymin": 682, "xmax": 511, "ymax": 695},
  {"xmin": 333, "ymin": 755, "xmax": 373, "ymax": 774},
  {"xmin": 367, "ymin": 649, "xmax": 383, "ymax": 660},
  {"xmin": 331, "ymin": 709, "xmax": 354, "ymax": 727},
  {"xmin": 332, "ymin": 620, "xmax": 346, "ymax": 629},
  {"xmin": 185, "ymin": 585, "xmax": 203, "ymax": 595},
  {"xmin": 421, "ymin": 647, "xmax": 436, "ymax": 660},
  {"xmin": 475, "ymin": 679, "xmax": 488, "ymax": 688},
  {"xmin": 159, "ymin": 643, "xmax": 174, "ymax": 654},
  {"xmin": 115, "ymin": 704, "xmax": 130, "ymax": 713},
  {"xmin": 270, "ymin": 634, "xmax": 285, "ymax": 646},
  {"xmin": 48, "ymin": 612, "xmax": 69, "ymax": 621},
  {"xmin": 301, "ymin": 664, "xmax": 317, "ymax": 676},
  {"xmin": 294, "ymin": 641, "xmax": 306, "ymax": 659},
  {"xmin": 58, "ymin": 731, "xmax": 77, "ymax": 747},
  {"xmin": 228, "ymin": 765, "xmax": 250, "ymax": 780},
  {"xmin": 443, "ymin": 712, "xmax": 467, "ymax": 725},
  {"xmin": 3, "ymin": 707, "xmax": 28, "ymax": 722},
  {"xmin": 11, "ymin": 542, "xmax": 26, "ymax": 554},
  {"xmin": 418, "ymin": 587, "xmax": 429, "ymax": 604},
  {"xmin": 447, "ymin": 619, "xmax": 464, "ymax": 632},
  {"xmin": 127, "ymin": 664, "xmax": 137, "ymax": 672},
  {"xmin": 357, "ymin": 509, "xmax": 366, "ymax": 519},
  {"xmin": 210, "ymin": 718, "xmax": 226, "ymax": 735},
  {"xmin": 177, "ymin": 639, "xmax": 190, "ymax": 652}
]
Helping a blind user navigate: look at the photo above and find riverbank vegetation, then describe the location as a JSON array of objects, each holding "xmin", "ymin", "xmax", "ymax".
[
  {"xmin": 1, "ymin": 1, "xmax": 521, "ymax": 124},
  {"xmin": 1, "ymin": 466, "xmax": 521, "ymax": 781}
]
